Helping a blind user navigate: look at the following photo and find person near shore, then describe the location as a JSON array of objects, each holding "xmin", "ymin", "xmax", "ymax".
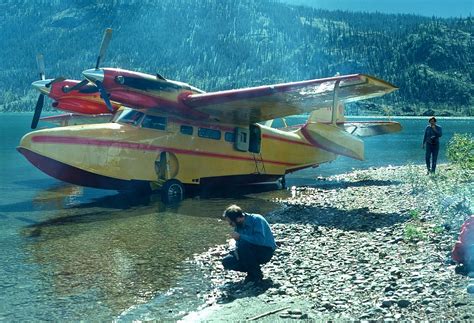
[
  {"xmin": 221, "ymin": 205, "xmax": 277, "ymax": 284},
  {"xmin": 452, "ymin": 215, "xmax": 474, "ymax": 274},
  {"xmin": 422, "ymin": 116, "xmax": 442, "ymax": 174}
]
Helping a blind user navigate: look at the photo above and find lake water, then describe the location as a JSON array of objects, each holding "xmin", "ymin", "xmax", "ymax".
[{"xmin": 0, "ymin": 114, "xmax": 472, "ymax": 320}]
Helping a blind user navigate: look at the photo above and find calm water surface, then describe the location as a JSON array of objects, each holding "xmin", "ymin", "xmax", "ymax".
[{"xmin": 0, "ymin": 114, "xmax": 472, "ymax": 320}]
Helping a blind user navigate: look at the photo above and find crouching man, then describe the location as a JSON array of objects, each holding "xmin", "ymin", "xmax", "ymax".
[{"xmin": 222, "ymin": 204, "xmax": 277, "ymax": 284}]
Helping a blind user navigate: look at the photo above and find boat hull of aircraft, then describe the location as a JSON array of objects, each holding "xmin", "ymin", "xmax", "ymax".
[
  {"xmin": 17, "ymin": 146, "xmax": 150, "ymax": 190},
  {"xmin": 18, "ymin": 110, "xmax": 342, "ymax": 193}
]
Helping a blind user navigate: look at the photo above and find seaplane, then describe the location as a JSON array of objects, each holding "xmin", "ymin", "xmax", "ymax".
[{"xmin": 18, "ymin": 28, "xmax": 402, "ymax": 202}]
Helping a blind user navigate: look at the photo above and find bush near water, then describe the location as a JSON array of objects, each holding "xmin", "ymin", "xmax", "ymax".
[{"xmin": 447, "ymin": 133, "xmax": 474, "ymax": 170}]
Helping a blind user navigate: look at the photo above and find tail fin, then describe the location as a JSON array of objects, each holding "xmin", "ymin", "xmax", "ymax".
[{"xmin": 307, "ymin": 103, "xmax": 346, "ymax": 124}]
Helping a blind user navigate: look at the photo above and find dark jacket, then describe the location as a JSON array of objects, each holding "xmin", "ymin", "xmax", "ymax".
[{"xmin": 423, "ymin": 125, "xmax": 442, "ymax": 145}]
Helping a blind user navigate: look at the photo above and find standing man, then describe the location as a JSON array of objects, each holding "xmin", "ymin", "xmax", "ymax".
[
  {"xmin": 422, "ymin": 116, "xmax": 442, "ymax": 174},
  {"xmin": 221, "ymin": 205, "xmax": 277, "ymax": 284}
]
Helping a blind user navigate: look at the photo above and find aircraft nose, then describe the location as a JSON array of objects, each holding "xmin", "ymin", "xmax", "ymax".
[
  {"xmin": 32, "ymin": 79, "xmax": 54, "ymax": 95},
  {"xmin": 83, "ymin": 68, "xmax": 104, "ymax": 83}
]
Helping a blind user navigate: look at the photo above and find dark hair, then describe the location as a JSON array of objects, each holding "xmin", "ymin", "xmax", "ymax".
[
  {"xmin": 223, "ymin": 204, "xmax": 244, "ymax": 222},
  {"xmin": 429, "ymin": 116, "xmax": 437, "ymax": 122}
]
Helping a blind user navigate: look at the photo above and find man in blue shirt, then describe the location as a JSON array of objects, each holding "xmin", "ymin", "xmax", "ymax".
[
  {"xmin": 422, "ymin": 116, "xmax": 443, "ymax": 174},
  {"xmin": 222, "ymin": 204, "xmax": 277, "ymax": 284}
]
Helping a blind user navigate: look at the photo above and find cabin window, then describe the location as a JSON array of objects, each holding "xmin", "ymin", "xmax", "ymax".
[
  {"xmin": 116, "ymin": 109, "xmax": 144, "ymax": 126},
  {"xmin": 224, "ymin": 132, "xmax": 235, "ymax": 142},
  {"xmin": 198, "ymin": 128, "xmax": 221, "ymax": 140},
  {"xmin": 180, "ymin": 125, "xmax": 193, "ymax": 135},
  {"xmin": 141, "ymin": 115, "xmax": 167, "ymax": 130}
]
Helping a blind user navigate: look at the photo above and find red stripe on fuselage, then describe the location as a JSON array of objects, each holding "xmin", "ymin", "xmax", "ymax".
[{"xmin": 31, "ymin": 135, "xmax": 297, "ymax": 167}]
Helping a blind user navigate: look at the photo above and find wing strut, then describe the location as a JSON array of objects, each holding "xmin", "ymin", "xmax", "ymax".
[{"xmin": 331, "ymin": 80, "xmax": 340, "ymax": 125}]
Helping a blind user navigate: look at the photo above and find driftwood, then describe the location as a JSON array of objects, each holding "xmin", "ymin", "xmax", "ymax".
[{"xmin": 247, "ymin": 306, "xmax": 290, "ymax": 321}]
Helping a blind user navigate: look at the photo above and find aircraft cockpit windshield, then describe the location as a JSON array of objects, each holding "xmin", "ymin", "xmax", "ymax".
[
  {"xmin": 113, "ymin": 108, "xmax": 168, "ymax": 131},
  {"xmin": 114, "ymin": 108, "xmax": 144, "ymax": 126}
]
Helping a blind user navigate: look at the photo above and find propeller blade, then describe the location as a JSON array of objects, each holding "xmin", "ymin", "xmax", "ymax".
[
  {"xmin": 36, "ymin": 54, "xmax": 45, "ymax": 80},
  {"xmin": 63, "ymin": 79, "xmax": 89, "ymax": 93},
  {"xmin": 96, "ymin": 81, "xmax": 114, "ymax": 112},
  {"xmin": 45, "ymin": 77, "xmax": 66, "ymax": 88},
  {"xmin": 31, "ymin": 94, "xmax": 45, "ymax": 129},
  {"xmin": 95, "ymin": 28, "xmax": 113, "ymax": 69}
]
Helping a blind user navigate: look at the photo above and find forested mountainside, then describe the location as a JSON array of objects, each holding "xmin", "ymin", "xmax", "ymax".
[{"xmin": 0, "ymin": 0, "xmax": 472, "ymax": 116}]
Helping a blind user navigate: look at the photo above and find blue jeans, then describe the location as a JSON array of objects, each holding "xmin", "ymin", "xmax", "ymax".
[
  {"xmin": 425, "ymin": 143, "xmax": 439, "ymax": 172},
  {"xmin": 222, "ymin": 240, "xmax": 274, "ymax": 281}
]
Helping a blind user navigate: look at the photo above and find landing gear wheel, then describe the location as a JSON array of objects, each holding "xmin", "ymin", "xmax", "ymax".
[
  {"xmin": 278, "ymin": 176, "xmax": 286, "ymax": 189},
  {"xmin": 161, "ymin": 179, "xmax": 185, "ymax": 203}
]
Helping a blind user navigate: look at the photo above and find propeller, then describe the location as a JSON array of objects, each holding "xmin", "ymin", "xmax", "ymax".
[
  {"xmin": 62, "ymin": 79, "xmax": 89, "ymax": 93},
  {"xmin": 82, "ymin": 28, "xmax": 114, "ymax": 112},
  {"xmin": 96, "ymin": 81, "xmax": 114, "ymax": 112},
  {"xmin": 31, "ymin": 54, "xmax": 46, "ymax": 129},
  {"xmin": 31, "ymin": 54, "xmax": 67, "ymax": 129},
  {"xmin": 61, "ymin": 28, "xmax": 113, "ymax": 98}
]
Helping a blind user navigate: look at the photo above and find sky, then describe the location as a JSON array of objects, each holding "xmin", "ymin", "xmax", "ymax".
[{"xmin": 282, "ymin": 0, "xmax": 473, "ymax": 18}]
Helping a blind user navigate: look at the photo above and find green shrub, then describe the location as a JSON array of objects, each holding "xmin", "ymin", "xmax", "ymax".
[
  {"xmin": 404, "ymin": 224, "xmax": 426, "ymax": 242},
  {"xmin": 446, "ymin": 133, "xmax": 474, "ymax": 170},
  {"xmin": 409, "ymin": 209, "xmax": 421, "ymax": 221}
]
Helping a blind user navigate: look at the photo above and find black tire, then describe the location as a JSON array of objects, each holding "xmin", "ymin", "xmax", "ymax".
[
  {"xmin": 161, "ymin": 179, "xmax": 185, "ymax": 203},
  {"xmin": 278, "ymin": 176, "xmax": 286, "ymax": 189}
]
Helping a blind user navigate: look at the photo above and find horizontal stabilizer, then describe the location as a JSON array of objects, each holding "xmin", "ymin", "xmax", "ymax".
[
  {"xmin": 344, "ymin": 121, "xmax": 402, "ymax": 137},
  {"xmin": 300, "ymin": 122, "xmax": 364, "ymax": 160}
]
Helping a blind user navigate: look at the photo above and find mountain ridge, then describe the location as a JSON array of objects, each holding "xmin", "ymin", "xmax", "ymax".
[{"xmin": 0, "ymin": 0, "xmax": 472, "ymax": 116}]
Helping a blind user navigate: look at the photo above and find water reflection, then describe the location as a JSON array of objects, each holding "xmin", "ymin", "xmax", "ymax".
[
  {"xmin": 20, "ymin": 184, "xmax": 283, "ymax": 318},
  {"xmin": 32, "ymin": 184, "xmax": 83, "ymax": 208}
]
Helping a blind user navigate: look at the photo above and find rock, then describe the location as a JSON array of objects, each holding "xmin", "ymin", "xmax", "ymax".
[
  {"xmin": 381, "ymin": 299, "xmax": 395, "ymax": 308},
  {"xmin": 468, "ymin": 284, "xmax": 474, "ymax": 294},
  {"xmin": 453, "ymin": 298, "xmax": 469, "ymax": 307},
  {"xmin": 322, "ymin": 302, "xmax": 334, "ymax": 310},
  {"xmin": 287, "ymin": 309, "xmax": 303, "ymax": 315},
  {"xmin": 397, "ymin": 299, "xmax": 411, "ymax": 308}
]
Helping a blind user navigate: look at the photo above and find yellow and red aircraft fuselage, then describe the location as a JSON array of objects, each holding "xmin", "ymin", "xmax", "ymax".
[{"xmin": 18, "ymin": 107, "xmax": 337, "ymax": 191}]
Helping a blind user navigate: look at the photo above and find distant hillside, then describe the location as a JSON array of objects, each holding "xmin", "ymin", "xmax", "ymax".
[{"xmin": 0, "ymin": 0, "xmax": 472, "ymax": 116}]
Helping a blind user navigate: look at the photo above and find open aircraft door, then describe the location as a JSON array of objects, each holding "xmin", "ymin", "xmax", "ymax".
[{"xmin": 234, "ymin": 125, "xmax": 265, "ymax": 174}]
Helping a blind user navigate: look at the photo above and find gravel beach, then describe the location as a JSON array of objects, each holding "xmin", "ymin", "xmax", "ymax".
[{"xmin": 182, "ymin": 164, "xmax": 474, "ymax": 321}]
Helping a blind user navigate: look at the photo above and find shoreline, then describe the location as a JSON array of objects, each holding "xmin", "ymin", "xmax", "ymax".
[{"xmin": 182, "ymin": 164, "xmax": 473, "ymax": 321}]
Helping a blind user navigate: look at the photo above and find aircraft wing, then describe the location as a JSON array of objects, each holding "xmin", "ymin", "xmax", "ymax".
[{"xmin": 183, "ymin": 74, "xmax": 397, "ymax": 125}]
